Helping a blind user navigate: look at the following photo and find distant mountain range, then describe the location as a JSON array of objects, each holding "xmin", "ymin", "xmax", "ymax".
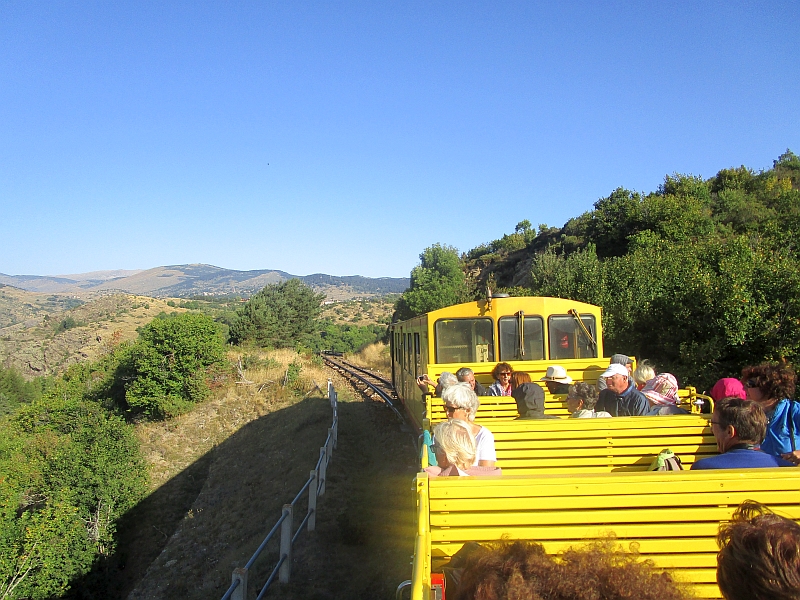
[{"xmin": 0, "ymin": 264, "xmax": 409, "ymax": 299}]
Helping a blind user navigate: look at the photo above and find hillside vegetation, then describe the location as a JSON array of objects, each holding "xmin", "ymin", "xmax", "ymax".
[
  {"xmin": 0, "ymin": 278, "xmax": 403, "ymax": 598},
  {"xmin": 0, "ymin": 291, "xmax": 189, "ymax": 378},
  {"xmin": 396, "ymin": 150, "xmax": 800, "ymax": 389}
]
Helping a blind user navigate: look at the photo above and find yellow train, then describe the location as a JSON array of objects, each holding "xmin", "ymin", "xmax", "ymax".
[
  {"xmin": 389, "ymin": 295, "xmax": 607, "ymax": 431},
  {"xmin": 392, "ymin": 296, "xmax": 795, "ymax": 600}
]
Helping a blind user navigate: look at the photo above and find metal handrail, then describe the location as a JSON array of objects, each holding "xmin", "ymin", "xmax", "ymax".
[{"xmin": 221, "ymin": 380, "xmax": 339, "ymax": 600}]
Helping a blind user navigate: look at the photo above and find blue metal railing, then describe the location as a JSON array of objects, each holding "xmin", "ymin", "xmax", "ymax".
[{"xmin": 220, "ymin": 380, "xmax": 339, "ymax": 600}]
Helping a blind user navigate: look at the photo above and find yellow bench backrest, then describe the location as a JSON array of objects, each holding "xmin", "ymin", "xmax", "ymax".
[
  {"xmin": 427, "ymin": 387, "xmax": 712, "ymax": 423},
  {"xmin": 412, "ymin": 469, "xmax": 800, "ymax": 600},
  {"xmin": 421, "ymin": 415, "xmax": 717, "ymax": 473}
]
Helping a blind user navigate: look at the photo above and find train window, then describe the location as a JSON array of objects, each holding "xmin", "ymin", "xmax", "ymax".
[
  {"xmin": 548, "ymin": 314, "xmax": 598, "ymax": 360},
  {"xmin": 414, "ymin": 333, "xmax": 421, "ymax": 377},
  {"xmin": 406, "ymin": 333, "xmax": 413, "ymax": 372},
  {"xmin": 395, "ymin": 332, "xmax": 402, "ymax": 364},
  {"xmin": 434, "ymin": 318, "xmax": 494, "ymax": 364},
  {"xmin": 499, "ymin": 316, "xmax": 544, "ymax": 361}
]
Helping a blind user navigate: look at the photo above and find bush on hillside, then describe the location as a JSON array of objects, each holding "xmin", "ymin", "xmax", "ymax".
[
  {"xmin": 229, "ymin": 279, "xmax": 325, "ymax": 348},
  {"xmin": 393, "ymin": 244, "xmax": 468, "ymax": 321},
  {"xmin": 524, "ymin": 151, "xmax": 800, "ymax": 388},
  {"xmin": 124, "ymin": 312, "xmax": 226, "ymax": 419},
  {"xmin": 0, "ymin": 395, "xmax": 147, "ymax": 599},
  {"xmin": 0, "ymin": 366, "xmax": 49, "ymax": 416},
  {"xmin": 316, "ymin": 321, "xmax": 387, "ymax": 353}
]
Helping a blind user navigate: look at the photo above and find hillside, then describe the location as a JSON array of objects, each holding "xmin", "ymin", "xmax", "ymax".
[
  {"xmin": 108, "ymin": 349, "xmax": 415, "ymax": 600},
  {"xmin": 0, "ymin": 264, "xmax": 409, "ymax": 299},
  {"xmin": 451, "ymin": 150, "xmax": 800, "ymax": 388},
  {"xmin": 0, "ymin": 289, "xmax": 189, "ymax": 377}
]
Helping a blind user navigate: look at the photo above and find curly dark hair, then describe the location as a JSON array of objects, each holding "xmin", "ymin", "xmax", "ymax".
[
  {"xmin": 491, "ymin": 362, "xmax": 514, "ymax": 380},
  {"xmin": 740, "ymin": 363, "xmax": 796, "ymax": 401},
  {"xmin": 717, "ymin": 500, "xmax": 800, "ymax": 600},
  {"xmin": 567, "ymin": 382, "xmax": 599, "ymax": 410},
  {"xmin": 452, "ymin": 540, "xmax": 689, "ymax": 600}
]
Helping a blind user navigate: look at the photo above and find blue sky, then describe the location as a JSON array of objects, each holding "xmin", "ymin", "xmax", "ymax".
[{"xmin": 1, "ymin": 2, "xmax": 798, "ymax": 278}]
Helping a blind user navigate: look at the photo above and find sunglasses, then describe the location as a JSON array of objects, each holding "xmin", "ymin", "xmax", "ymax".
[
  {"xmin": 744, "ymin": 379, "xmax": 759, "ymax": 389},
  {"xmin": 498, "ymin": 372, "xmax": 512, "ymax": 378},
  {"xmin": 430, "ymin": 443, "xmax": 439, "ymax": 453},
  {"xmin": 444, "ymin": 405, "xmax": 459, "ymax": 413}
]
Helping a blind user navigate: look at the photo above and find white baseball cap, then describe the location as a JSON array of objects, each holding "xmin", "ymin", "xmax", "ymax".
[{"xmin": 600, "ymin": 363, "xmax": 629, "ymax": 378}]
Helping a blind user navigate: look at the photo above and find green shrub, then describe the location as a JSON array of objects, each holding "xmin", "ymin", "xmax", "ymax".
[
  {"xmin": 0, "ymin": 395, "xmax": 147, "ymax": 598},
  {"xmin": 53, "ymin": 316, "xmax": 79, "ymax": 334},
  {"xmin": 124, "ymin": 313, "xmax": 225, "ymax": 419},
  {"xmin": 230, "ymin": 279, "xmax": 325, "ymax": 348}
]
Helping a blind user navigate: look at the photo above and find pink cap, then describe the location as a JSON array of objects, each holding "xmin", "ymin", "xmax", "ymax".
[{"xmin": 709, "ymin": 378, "xmax": 746, "ymax": 402}]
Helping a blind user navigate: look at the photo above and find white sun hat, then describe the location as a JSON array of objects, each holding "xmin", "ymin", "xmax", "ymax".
[{"xmin": 540, "ymin": 365, "xmax": 573, "ymax": 383}]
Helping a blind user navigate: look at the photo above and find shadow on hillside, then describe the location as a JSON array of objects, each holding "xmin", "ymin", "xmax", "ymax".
[{"xmin": 65, "ymin": 394, "xmax": 359, "ymax": 600}]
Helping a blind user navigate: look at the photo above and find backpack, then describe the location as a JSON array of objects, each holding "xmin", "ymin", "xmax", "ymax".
[{"xmin": 648, "ymin": 448, "xmax": 684, "ymax": 471}]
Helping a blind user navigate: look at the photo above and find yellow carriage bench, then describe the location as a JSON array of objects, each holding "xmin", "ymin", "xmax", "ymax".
[
  {"xmin": 411, "ymin": 469, "xmax": 800, "ymax": 600},
  {"xmin": 426, "ymin": 387, "xmax": 711, "ymax": 422}
]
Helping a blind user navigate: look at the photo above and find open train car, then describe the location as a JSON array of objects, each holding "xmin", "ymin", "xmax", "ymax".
[{"xmin": 389, "ymin": 295, "xmax": 607, "ymax": 431}]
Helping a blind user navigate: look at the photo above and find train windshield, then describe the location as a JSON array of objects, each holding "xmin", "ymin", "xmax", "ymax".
[
  {"xmin": 548, "ymin": 314, "xmax": 598, "ymax": 359},
  {"xmin": 434, "ymin": 318, "xmax": 494, "ymax": 364},
  {"xmin": 498, "ymin": 315, "xmax": 544, "ymax": 361}
]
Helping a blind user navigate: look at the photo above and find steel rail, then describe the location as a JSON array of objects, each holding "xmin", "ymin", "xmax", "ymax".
[{"xmin": 321, "ymin": 355, "xmax": 406, "ymax": 423}]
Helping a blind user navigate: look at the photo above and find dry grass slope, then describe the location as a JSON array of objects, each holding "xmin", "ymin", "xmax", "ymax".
[
  {"xmin": 122, "ymin": 349, "xmax": 416, "ymax": 600},
  {"xmin": 0, "ymin": 290, "xmax": 187, "ymax": 377}
]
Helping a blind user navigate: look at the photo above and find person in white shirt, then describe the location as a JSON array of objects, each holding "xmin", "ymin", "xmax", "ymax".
[{"xmin": 441, "ymin": 382, "xmax": 497, "ymax": 467}]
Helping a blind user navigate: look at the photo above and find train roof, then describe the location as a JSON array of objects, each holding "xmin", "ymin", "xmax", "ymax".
[{"xmin": 392, "ymin": 296, "xmax": 602, "ymax": 326}]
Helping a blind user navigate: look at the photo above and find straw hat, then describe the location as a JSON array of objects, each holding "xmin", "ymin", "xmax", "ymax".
[{"xmin": 540, "ymin": 365, "xmax": 573, "ymax": 383}]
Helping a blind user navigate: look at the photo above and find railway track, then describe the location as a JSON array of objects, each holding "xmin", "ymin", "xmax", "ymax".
[{"xmin": 320, "ymin": 353, "xmax": 407, "ymax": 424}]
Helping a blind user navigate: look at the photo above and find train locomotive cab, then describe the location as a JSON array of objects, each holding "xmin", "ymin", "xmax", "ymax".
[{"xmin": 390, "ymin": 296, "xmax": 606, "ymax": 431}]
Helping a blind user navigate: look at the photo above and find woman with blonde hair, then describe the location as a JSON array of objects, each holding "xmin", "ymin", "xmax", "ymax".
[
  {"xmin": 441, "ymin": 383, "xmax": 497, "ymax": 466},
  {"xmin": 425, "ymin": 420, "xmax": 502, "ymax": 477}
]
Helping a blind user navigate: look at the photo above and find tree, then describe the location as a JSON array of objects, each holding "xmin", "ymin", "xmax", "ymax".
[
  {"xmin": 124, "ymin": 312, "xmax": 226, "ymax": 418},
  {"xmin": 393, "ymin": 244, "xmax": 467, "ymax": 321},
  {"xmin": 1, "ymin": 395, "xmax": 147, "ymax": 599},
  {"xmin": 229, "ymin": 279, "xmax": 325, "ymax": 348}
]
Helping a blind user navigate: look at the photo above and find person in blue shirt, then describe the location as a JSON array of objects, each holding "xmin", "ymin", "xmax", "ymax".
[
  {"xmin": 595, "ymin": 363, "xmax": 650, "ymax": 417},
  {"xmin": 691, "ymin": 397, "xmax": 793, "ymax": 470},
  {"xmin": 739, "ymin": 363, "xmax": 800, "ymax": 461}
]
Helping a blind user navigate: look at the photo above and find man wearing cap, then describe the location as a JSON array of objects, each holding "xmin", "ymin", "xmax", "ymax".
[
  {"xmin": 597, "ymin": 354, "xmax": 633, "ymax": 391},
  {"xmin": 595, "ymin": 363, "xmax": 650, "ymax": 417},
  {"xmin": 540, "ymin": 365, "xmax": 572, "ymax": 395}
]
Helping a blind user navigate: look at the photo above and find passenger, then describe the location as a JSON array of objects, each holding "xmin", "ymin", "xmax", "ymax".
[
  {"xmin": 740, "ymin": 363, "xmax": 799, "ymax": 459},
  {"xmin": 456, "ymin": 367, "xmax": 488, "ymax": 396},
  {"xmin": 441, "ymin": 383, "xmax": 496, "ymax": 467},
  {"xmin": 633, "ymin": 359, "xmax": 656, "ymax": 389},
  {"xmin": 597, "ymin": 353, "xmax": 634, "ymax": 391},
  {"xmin": 595, "ymin": 363, "xmax": 650, "ymax": 416},
  {"xmin": 691, "ymin": 397, "xmax": 792, "ymax": 470},
  {"xmin": 567, "ymin": 382, "xmax": 611, "ymax": 418},
  {"xmin": 540, "ymin": 364, "xmax": 572, "ymax": 395},
  {"xmin": 487, "ymin": 362, "xmax": 514, "ymax": 396},
  {"xmin": 416, "ymin": 371, "xmax": 457, "ymax": 396},
  {"xmin": 451, "ymin": 540, "xmax": 690, "ymax": 600},
  {"xmin": 709, "ymin": 377, "xmax": 746, "ymax": 402},
  {"xmin": 717, "ymin": 500, "xmax": 800, "ymax": 600},
  {"xmin": 424, "ymin": 419, "xmax": 501, "ymax": 477},
  {"xmin": 642, "ymin": 373, "xmax": 689, "ymax": 415},
  {"xmin": 510, "ymin": 372, "xmax": 547, "ymax": 419}
]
